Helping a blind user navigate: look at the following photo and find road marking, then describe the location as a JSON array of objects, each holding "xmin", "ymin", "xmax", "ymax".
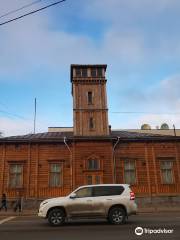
[{"xmin": 0, "ymin": 216, "xmax": 16, "ymax": 225}]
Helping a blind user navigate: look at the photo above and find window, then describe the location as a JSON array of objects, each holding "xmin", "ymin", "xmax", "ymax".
[
  {"xmin": 97, "ymin": 68, "xmax": 102, "ymax": 77},
  {"xmin": 76, "ymin": 69, "xmax": 81, "ymax": 77},
  {"xmin": 82, "ymin": 68, "xmax": 87, "ymax": 77},
  {"xmin": 87, "ymin": 159, "xmax": 100, "ymax": 170},
  {"xmin": 49, "ymin": 163, "xmax": 62, "ymax": 187},
  {"xmin": 87, "ymin": 91, "xmax": 93, "ymax": 104},
  {"xmin": 89, "ymin": 117, "xmax": 94, "ymax": 129},
  {"xmin": 87, "ymin": 176, "xmax": 93, "ymax": 185},
  {"xmin": 86, "ymin": 175, "xmax": 101, "ymax": 185},
  {"xmin": 92, "ymin": 186, "xmax": 124, "ymax": 197},
  {"xmin": 91, "ymin": 68, "xmax": 102, "ymax": 77},
  {"xmin": 91, "ymin": 68, "xmax": 97, "ymax": 77},
  {"xmin": 75, "ymin": 68, "xmax": 87, "ymax": 77},
  {"xmin": 9, "ymin": 164, "xmax": 23, "ymax": 188},
  {"xmin": 160, "ymin": 161, "xmax": 173, "ymax": 184},
  {"xmin": 95, "ymin": 175, "xmax": 101, "ymax": 184},
  {"xmin": 75, "ymin": 187, "xmax": 92, "ymax": 198},
  {"xmin": 124, "ymin": 160, "xmax": 136, "ymax": 184}
]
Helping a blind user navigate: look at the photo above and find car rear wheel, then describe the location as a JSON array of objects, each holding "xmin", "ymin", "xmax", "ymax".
[
  {"xmin": 48, "ymin": 208, "xmax": 65, "ymax": 226},
  {"xmin": 108, "ymin": 207, "xmax": 126, "ymax": 225}
]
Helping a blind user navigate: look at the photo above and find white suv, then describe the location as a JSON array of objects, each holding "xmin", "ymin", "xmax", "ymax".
[{"xmin": 38, "ymin": 184, "xmax": 137, "ymax": 226}]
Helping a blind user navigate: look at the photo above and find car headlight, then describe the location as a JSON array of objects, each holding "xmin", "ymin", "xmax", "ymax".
[{"xmin": 40, "ymin": 201, "xmax": 49, "ymax": 207}]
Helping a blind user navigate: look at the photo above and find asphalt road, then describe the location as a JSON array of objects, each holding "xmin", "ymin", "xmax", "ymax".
[{"xmin": 0, "ymin": 212, "xmax": 179, "ymax": 240}]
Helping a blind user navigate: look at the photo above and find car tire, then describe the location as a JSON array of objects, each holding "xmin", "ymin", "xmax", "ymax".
[
  {"xmin": 48, "ymin": 208, "xmax": 65, "ymax": 226},
  {"xmin": 108, "ymin": 207, "xmax": 126, "ymax": 225}
]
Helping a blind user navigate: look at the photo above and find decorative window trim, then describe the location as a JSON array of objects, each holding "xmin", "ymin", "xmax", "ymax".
[
  {"xmin": 83, "ymin": 155, "xmax": 103, "ymax": 172},
  {"xmin": 47, "ymin": 159, "xmax": 65, "ymax": 163},
  {"xmin": 157, "ymin": 157, "xmax": 175, "ymax": 161},
  {"xmin": 7, "ymin": 160, "xmax": 26, "ymax": 163}
]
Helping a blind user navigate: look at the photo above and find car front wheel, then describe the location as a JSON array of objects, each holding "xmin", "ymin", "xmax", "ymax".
[
  {"xmin": 48, "ymin": 208, "xmax": 65, "ymax": 226},
  {"xmin": 108, "ymin": 207, "xmax": 126, "ymax": 225}
]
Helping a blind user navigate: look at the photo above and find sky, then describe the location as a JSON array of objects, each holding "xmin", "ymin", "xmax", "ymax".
[{"xmin": 0, "ymin": 0, "xmax": 180, "ymax": 136}]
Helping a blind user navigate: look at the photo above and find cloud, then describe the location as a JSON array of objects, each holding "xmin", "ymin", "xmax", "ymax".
[
  {"xmin": 2, "ymin": 0, "xmax": 180, "ymax": 80},
  {"xmin": 160, "ymin": 75, "xmax": 180, "ymax": 99},
  {"xmin": 1, "ymin": 0, "xmax": 180, "ymax": 134},
  {"xmin": 146, "ymin": 75, "xmax": 180, "ymax": 110},
  {"xmin": 0, "ymin": 115, "xmax": 51, "ymax": 137},
  {"xmin": 137, "ymin": 114, "xmax": 180, "ymax": 129},
  {"xmin": 0, "ymin": 15, "xmax": 97, "ymax": 78},
  {"xmin": 0, "ymin": 1, "xmax": 100, "ymax": 78},
  {"xmin": 110, "ymin": 74, "xmax": 180, "ymax": 128},
  {"xmin": 84, "ymin": 0, "xmax": 180, "ymax": 22},
  {"xmin": 0, "ymin": 117, "xmax": 33, "ymax": 136},
  {"xmin": 83, "ymin": 0, "xmax": 180, "ymax": 63}
]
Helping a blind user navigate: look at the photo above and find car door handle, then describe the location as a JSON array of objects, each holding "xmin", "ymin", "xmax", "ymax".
[
  {"xmin": 106, "ymin": 199, "xmax": 112, "ymax": 201},
  {"xmin": 86, "ymin": 200, "xmax": 92, "ymax": 202}
]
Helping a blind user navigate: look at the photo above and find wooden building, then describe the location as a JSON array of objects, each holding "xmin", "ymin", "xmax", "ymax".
[{"xmin": 0, "ymin": 64, "xmax": 180, "ymax": 204}]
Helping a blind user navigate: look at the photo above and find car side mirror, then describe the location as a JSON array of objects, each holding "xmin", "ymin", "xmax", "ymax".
[{"xmin": 70, "ymin": 193, "xmax": 77, "ymax": 199}]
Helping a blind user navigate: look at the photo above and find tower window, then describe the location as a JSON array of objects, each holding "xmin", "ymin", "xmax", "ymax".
[
  {"xmin": 91, "ymin": 68, "xmax": 103, "ymax": 77},
  {"xmin": 76, "ymin": 69, "xmax": 81, "ymax": 77},
  {"xmin": 97, "ymin": 68, "xmax": 102, "ymax": 77},
  {"xmin": 91, "ymin": 68, "xmax": 97, "ymax": 77},
  {"xmin": 82, "ymin": 68, "xmax": 87, "ymax": 77},
  {"xmin": 89, "ymin": 117, "xmax": 94, "ymax": 129},
  {"xmin": 87, "ymin": 91, "xmax": 93, "ymax": 104}
]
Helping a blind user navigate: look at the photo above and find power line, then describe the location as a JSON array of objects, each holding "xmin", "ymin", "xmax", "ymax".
[
  {"xmin": 111, "ymin": 111, "xmax": 180, "ymax": 115},
  {"xmin": 0, "ymin": 0, "xmax": 67, "ymax": 26},
  {"xmin": 0, "ymin": 0, "xmax": 43, "ymax": 19}
]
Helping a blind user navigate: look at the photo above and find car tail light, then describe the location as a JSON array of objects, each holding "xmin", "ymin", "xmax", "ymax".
[{"xmin": 130, "ymin": 191, "xmax": 135, "ymax": 200}]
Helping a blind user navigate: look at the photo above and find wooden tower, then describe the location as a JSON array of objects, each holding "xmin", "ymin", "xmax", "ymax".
[{"xmin": 71, "ymin": 64, "xmax": 109, "ymax": 136}]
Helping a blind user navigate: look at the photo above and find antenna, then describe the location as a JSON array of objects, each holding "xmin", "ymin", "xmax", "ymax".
[{"xmin": 34, "ymin": 98, "xmax": 37, "ymax": 134}]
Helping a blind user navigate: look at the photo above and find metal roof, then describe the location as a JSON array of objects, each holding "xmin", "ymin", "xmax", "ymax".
[{"xmin": 0, "ymin": 130, "xmax": 179, "ymax": 143}]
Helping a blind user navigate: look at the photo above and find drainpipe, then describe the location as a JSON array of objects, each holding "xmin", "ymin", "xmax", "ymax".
[
  {"xmin": 64, "ymin": 137, "xmax": 73, "ymax": 191},
  {"xmin": 112, "ymin": 137, "xmax": 120, "ymax": 183}
]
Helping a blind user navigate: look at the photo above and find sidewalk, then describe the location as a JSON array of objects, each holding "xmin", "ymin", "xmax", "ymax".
[
  {"xmin": 0, "ymin": 209, "xmax": 38, "ymax": 217},
  {"xmin": 0, "ymin": 207, "xmax": 180, "ymax": 217},
  {"xmin": 138, "ymin": 206, "xmax": 180, "ymax": 213}
]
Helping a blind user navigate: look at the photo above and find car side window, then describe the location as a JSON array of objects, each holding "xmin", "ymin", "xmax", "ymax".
[
  {"xmin": 93, "ymin": 186, "xmax": 124, "ymax": 197},
  {"xmin": 75, "ymin": 187, "xmax": 92, "ymax": 198}
]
